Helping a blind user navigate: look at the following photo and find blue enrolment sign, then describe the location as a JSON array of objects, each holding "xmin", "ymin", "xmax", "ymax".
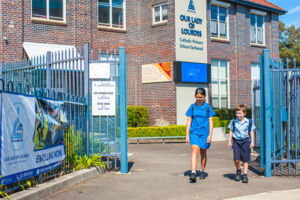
[{"xmin": 174, "ymin": 61, "xmax": 209, "ymax": 83}]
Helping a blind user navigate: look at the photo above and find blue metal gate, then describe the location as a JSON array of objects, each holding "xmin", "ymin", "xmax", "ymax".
[
  {"xmin": 1, "ymin": 43, "xmax": 128, "ymax": 175},
  {"xmin": 255, "ymin": 49, "xmax": 300, "ymax": 176}
]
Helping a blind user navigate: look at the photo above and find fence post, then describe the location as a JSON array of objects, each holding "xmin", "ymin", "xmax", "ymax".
[
  {"xmin": 259, "ymin": 54, "xmax": 264, "ymax": 168},
  {"xmin": 263, "ymin": 49, "xmax": 272, "ymax": 177},
  {"xmin": 46, "ymin": 52, "xmax": 51, "ymax": 90},
  {"xmin": 84, "ymin": 43, "xmax": 90, "ymax": 156},
  {"xmin": 119, "ymin": 47, "xmax": 128, "ymax": 173}
]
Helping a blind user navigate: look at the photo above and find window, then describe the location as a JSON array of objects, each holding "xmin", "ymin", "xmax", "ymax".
[
  {"xmin": 153, "ymin": 3, "xmax": 168, "ymax": 24},
  {"xmin": 211, "ymin": 60, "xmax": 229, "ymax": 108},
  {"xmin": 250, "ymin": 14, "xmax": 264, "ymax": 45},
  {"xmin": 210, "ymin": 5, "xmax": 228, "ymax": 39},
  {"xmin": 98, "ymin": 0, "xmax": 126, "ymax": 29},
  {"xmin": 32, "ymin": 0, "xmax": 65, "ymax": 21}
]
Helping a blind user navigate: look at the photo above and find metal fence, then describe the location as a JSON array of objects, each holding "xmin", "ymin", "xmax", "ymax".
[
  {"xmin": 0, "ymin": 43, "xmax": 128, "ymax": 190},
  {"xmin": 255, "ymin": 49, "xmax": 300, "ymax": 177}
]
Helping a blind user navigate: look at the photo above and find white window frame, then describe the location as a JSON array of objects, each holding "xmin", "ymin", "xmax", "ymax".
[
  {"xmin": 210, "ymin": 1, "xmax": 230, "ymax": 40},
  {"xmin": 250, "ymin": 10, "xmax": 266, "ymax": 45},
  {"xmin": 98, "ymin": 0, "xmax": 127, "ymax": 30},
  {"xmin": 211, "ymin": 59, "xmax": 230, "ymax": 109},
  {"xmin": 31, "ymin": 0, "xmax": 66, "ymax": 23},
  {"xmin": 152, "ymin": 3, "xmax": 168, "ymax": 25}
]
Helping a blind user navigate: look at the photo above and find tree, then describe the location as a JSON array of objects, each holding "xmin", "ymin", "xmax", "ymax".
[{"xmin": 279, "ymin": 21, "xmax": 300, "ymax": 67}]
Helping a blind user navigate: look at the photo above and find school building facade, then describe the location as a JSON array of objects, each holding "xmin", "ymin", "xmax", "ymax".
[{"xmin": 0, "ymin": 0, "xmax": 285, "ymax": 126}]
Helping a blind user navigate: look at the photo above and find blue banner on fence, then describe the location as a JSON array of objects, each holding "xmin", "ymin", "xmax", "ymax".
[{"xmin": 0, "ymin": 92, "xmax": 68, "ymax": 185}]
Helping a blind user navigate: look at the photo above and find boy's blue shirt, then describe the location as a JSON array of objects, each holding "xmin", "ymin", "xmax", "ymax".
[
  {"xmin": 228, "ymin": 117, "xmax": 256, "ymax": 140},
  {"xmin": 185, "ymin": 102, "xmax": 215, "ymax": 136}
]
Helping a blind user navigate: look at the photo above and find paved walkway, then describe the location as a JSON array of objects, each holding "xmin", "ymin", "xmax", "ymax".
[{"xmin": 43, "ymin": 142, "xmax": 300, "ymax": 200}]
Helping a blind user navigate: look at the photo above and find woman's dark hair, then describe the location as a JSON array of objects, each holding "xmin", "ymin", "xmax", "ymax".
[{"xmin": 195, "ymin": 87, "xmax": 206, "ymax": 96}]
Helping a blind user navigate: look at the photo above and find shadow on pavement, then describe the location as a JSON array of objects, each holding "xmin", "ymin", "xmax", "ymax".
[{"xmin": 223, "ymin": 173, "xmax": 236, "ymax": 180}]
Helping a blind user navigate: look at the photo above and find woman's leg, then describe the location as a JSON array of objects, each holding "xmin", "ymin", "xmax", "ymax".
[
  {"xmin": 200, "ymin": 149, "xmax": 207, "ymax": 170},
  {"xmin": 191, "ymin": 145, "xmax": 200, "ymax": 172}
]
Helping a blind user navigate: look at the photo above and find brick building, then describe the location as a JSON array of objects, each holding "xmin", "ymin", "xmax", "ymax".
[{"xmin": 0, "ymin": 0, "xmax": 285, "ymax": 126}]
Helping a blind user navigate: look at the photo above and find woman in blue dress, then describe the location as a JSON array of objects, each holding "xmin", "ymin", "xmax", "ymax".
[{"xmin": 185, "ymin": 88, "xmax": 215, "ymax": 182}]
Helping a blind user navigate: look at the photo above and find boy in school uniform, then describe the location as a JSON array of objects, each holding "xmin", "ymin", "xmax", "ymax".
[{"xmin": 228, "ymin": 104, "xmax": 255, "ymax": 183}]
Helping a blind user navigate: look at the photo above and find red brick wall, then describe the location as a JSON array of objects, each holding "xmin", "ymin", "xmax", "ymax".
[{"xmin": 0, "ymin": 0, "xmax": 280, "ymax": 126}]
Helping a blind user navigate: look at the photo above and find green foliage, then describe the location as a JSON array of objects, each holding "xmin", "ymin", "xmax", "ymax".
[
  {"xmin": 127, "ymin": 106, "xmax": 149, "ymax": 127},
  {"xmin": 128, "ymin": 125, "xmax": 186, "ymax": 137},
  {"xmin": 214, "ymin": 108, "xmax": 252, "ymax": 120},
  {"xmin": 128, "ymin": 118, "xmax": 224, "ymax": 138},
  {"xmin": 75, "ymin": 154, "xmax": 106, "ymax": 171},
  {"xmin": 279, "ymin": 21, "xmax": 300, "ymax": 67}
]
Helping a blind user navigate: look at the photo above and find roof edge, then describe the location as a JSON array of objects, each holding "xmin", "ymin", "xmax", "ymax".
[{"xmin": 227, "ymin": 0, "xmax": 287, "ymax": 15}]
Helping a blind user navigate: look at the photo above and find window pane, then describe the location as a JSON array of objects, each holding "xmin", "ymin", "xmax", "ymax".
[
  {"xmin": 257, "ymin": 27, "xmax": 263, "ymax": 44},
  {"xmin": 211, "ymin": 65, "xmax": 218, "ymax": 79},
  {"xmin": 221, "ymin": 98, "xmax": 228, "ymax": 108},
  {"xmin": 211, "ymin": 5, "xmax": 218, "ymax": 20},
  {"xmin": 257, "ymin": 15, "xmax": 263, "ymax": 27},
  {"xmin": 220, "ymin": 81, "xmax": 228, "ymax": 96},
  {"xmin": 162, "ymin": 5, "xmax": 168, "ymax": 21},
  {"xmin": 154, "ymin": 6, "xmax": 160, "ymax": 22},
  {"xmin": 251, "ymin": 63, "xmax": 260, "ymax": 80},
  {"xmin": 211, "ymin": 81, "xmax": 219, "ymax": 96},
  {"xmin": 112, "ymin": 0, "xmax": 123, "ymax": 7},
  {"xmin": 250, "ymin": 14, "xmax": 255, "ymax": 27},
  {"xmin": 219, "ymin": 7, "xmax": 227, "ymax": 22},
  {"xmin": 112, "ymin": 7, "xmax": 124, "ymax": 28},
  {"xmin": 220, "ymin": 21, "xmax": 226, "ymax": 37},
  {"xmin": 98, "ymin": 2, "xmax": 110, "ymax": 26},
  {"xmin": 212, "ymin": 97, "xmax": 219, "ymax": 108},
  {"xmin": 210, "ymin": 20, "xmax": 218, "ymax": 35},
  {"xmin": 250, "ymin": 27, "xmax": 256, "ymax": 43},
  {"xmin": 32, "ymin": 0, "xmax": 47, "ymax": 18},
  {"xmin": 219, "ymin": 61, "xmax": 228, "ymax": 79},
  {"xmin": 49, "ymin": 0, "xmax": 63, "ymax": 20}
]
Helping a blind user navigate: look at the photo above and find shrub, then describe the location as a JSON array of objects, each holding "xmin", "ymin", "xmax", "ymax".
[
  {"xmin": 127, "ymin": 106, "xmax": 149, "ymax": 127},
  {"xmin": 214, "ymin": 108, "xmax": 252, "ymax": 120},
  {"xmin": 128, "ymin": 118, "xmax": 223, "ymax": 138}
]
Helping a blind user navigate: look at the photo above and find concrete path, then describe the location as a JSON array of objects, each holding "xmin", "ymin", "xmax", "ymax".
[{"xmin": 43, "ymin": 142, "xmax": 300, "ymax": 200}]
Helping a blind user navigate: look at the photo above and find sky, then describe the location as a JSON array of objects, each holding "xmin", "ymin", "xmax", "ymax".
[{"xmin": 268, "ymin": 0, "xmax": 300, "ymax": 27}]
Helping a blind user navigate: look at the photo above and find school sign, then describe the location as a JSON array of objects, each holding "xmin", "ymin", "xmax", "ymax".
[{"xmin": 0, "ymin": 93, "xmax": 67, "ymax": 185}]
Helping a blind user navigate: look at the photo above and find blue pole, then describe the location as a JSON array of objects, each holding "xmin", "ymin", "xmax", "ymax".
[
  {"xmin": 119, "ymin": 47, "xmax": 128, "ymax": 173},
  {"xmin": 263, "ymin": 49, "xmax": 272, "ymax": 177},
  {"xmin": 84, "ymin": 43, "xmax": 90, "ymax": 156},
  {"xmin": 259, "ymin": 54, "xmax": 264, "ymax": 168}
]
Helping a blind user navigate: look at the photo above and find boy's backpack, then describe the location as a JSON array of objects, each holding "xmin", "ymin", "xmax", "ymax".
[
  {"xmin": 191, "ymin": 103, "xmax": 210, "ymax": 118},
  {"xmin": 232, "ymin": 118, "xmax": 253, "ymax": 142}
]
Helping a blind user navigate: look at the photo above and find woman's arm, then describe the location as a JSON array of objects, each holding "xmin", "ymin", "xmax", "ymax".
[
  {"xmin": 207, "ymin": 117, "xmax": 214, "ymax": 143},
  {"xmin": 186, "ymin": 117, "xmax": 192, "ymax": 143}
]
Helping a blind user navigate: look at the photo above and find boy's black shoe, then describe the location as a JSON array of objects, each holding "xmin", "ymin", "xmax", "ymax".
[
  {"xmin": 189, "ymin": 172, "xmax": 197, "ymax": 182},
  {"xmin": 242, "ymin": 175, "xmax": 248, "ymax": 183},
  {"xmin": 235, "ymin": 170, "xmax": 241, "ymax": 181},
  {"xmin": 199, "ymin": 171, "xmax": 206, "ymax": 179}
]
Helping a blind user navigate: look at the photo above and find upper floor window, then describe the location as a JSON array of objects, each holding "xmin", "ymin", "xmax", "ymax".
[
  {"xmin": 210, "ymin": 5, "xmax": 228, "ymax": 39},
  {"xmin": 250, "ymin": 10, "xmax": 265, "ymax": 45},
  {"xmin": 98, "ymin": 0, "xmax": 126, "ymax": 29},
  {"xmin": 153, "ymin": 3, "xmax": 168, "ymax": 24},
  {"xmin": 32, "ymin": 0, "xmax": 65, "ymax": 21}
]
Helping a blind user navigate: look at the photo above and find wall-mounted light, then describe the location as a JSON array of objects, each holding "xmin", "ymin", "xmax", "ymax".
[{"xmin": 3, "ymin": 36, "xmax": 8, "ymax": 44}]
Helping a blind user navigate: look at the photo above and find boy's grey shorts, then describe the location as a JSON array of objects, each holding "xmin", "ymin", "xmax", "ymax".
[{"xmin": 232, "ymin": 138, "xmax": 250, "ymax": 162}]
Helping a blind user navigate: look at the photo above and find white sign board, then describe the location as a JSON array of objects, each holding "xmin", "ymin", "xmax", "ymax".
[
  {"xmin": 175, "ymin": 0, "xmax": 207, "ymax": 63},
  {"xmin": 89, "ymin": 63, "xmax": 110, "ymax": 79},
  {"xmin": 92, "ymin": 81, "xmax": 116, "ymax": 116}
]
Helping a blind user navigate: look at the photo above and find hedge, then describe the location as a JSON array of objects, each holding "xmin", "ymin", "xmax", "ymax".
[
  {"xmin": 127, "ymin": 106, "xmax": 149, "ymax": 127},
  {"xmin": 214, "ymin": 108, "xmax": 252, "ymax": 120},
  {"xmin": 128, "ymin": 117, "xmax": 226, "ymax": 137}
]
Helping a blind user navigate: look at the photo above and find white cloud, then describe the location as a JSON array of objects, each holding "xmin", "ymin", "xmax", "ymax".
[{"xmin": 288, "ymin": 5, "xmax": 300, "ymax": 14}]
